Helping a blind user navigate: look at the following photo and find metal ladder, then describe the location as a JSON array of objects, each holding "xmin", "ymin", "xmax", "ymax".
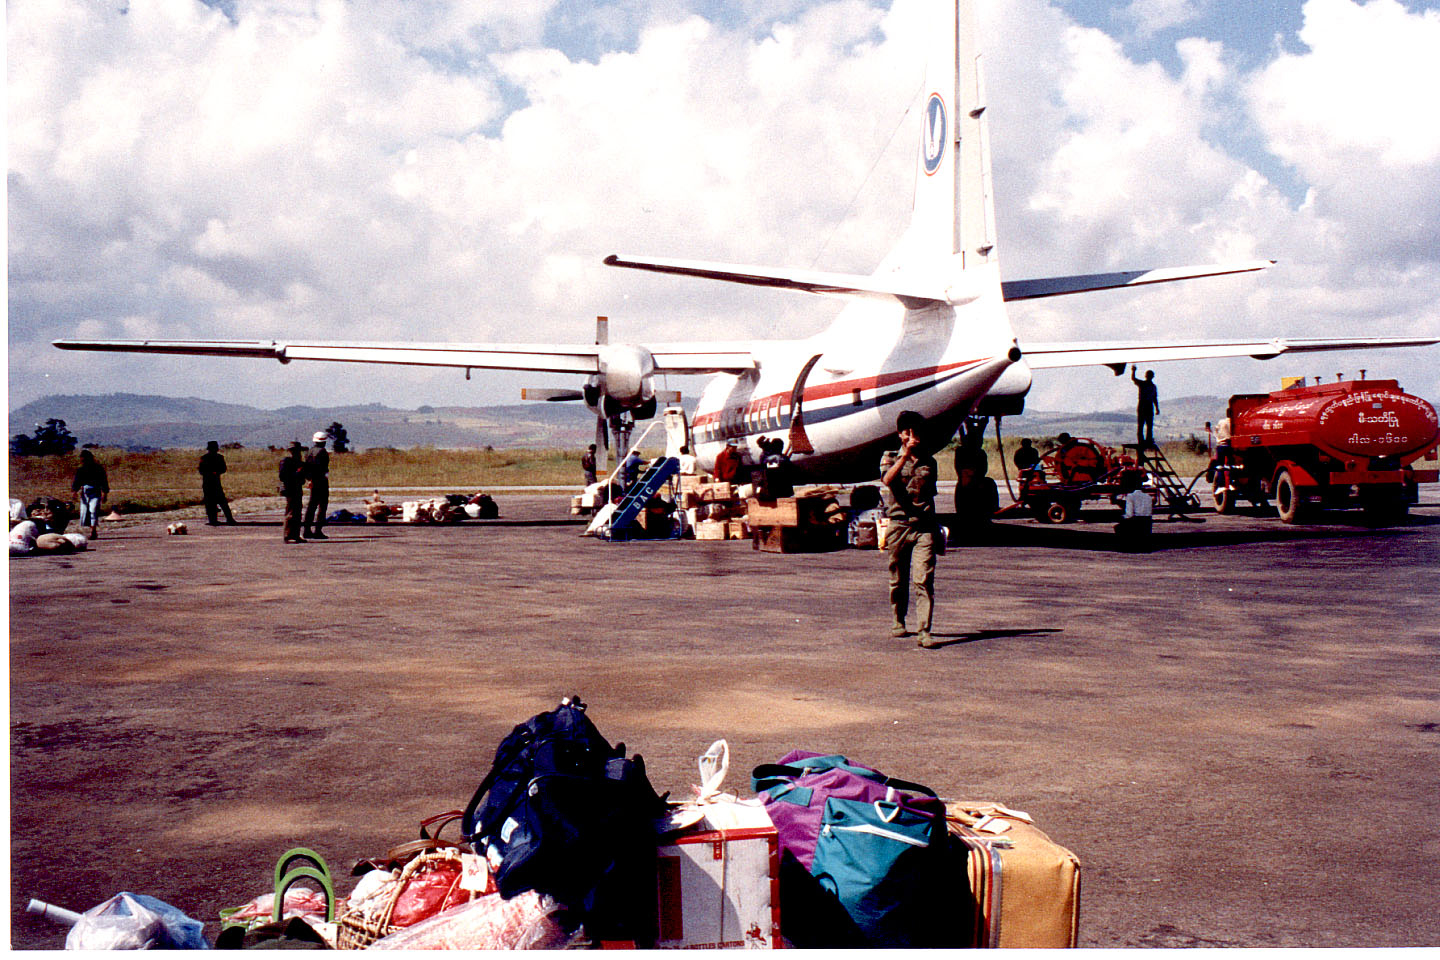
[
  {"xmin": 607, "ymin": 457, "xmax": 681, "ymax": 540},
  {"xmin": 1125, "ymin": 443, "xmax": 1201, "ymax": 513}
]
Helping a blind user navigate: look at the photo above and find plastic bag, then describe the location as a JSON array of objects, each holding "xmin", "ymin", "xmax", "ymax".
[
  {"xmin": 65, "ymin": 892, "xmax": 208, "ymax": 950},
  {"xmin": 388, "ymin": 856, "xmax": 468, "ymax": 927},
  {"xmin": 367, "ymin": 891, "xmax": 572, "ymax": 951},
  {"xmin": 223, "ymin": 887, "xmax": 329, "ymax": 925}
]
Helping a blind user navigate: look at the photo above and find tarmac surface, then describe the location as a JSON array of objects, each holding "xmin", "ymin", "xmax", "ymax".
[{"xmin": 9, "ymin": 485, "xmax": 1440, "ymax": 948}]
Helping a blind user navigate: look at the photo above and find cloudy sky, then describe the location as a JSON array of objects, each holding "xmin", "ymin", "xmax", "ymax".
[{"xmin": 8, "ymin": 0, "xmax": 1440, "ymax": 418}]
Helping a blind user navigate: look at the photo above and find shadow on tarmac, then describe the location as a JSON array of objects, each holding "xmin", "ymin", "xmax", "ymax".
[
  {"xmin": 919, "ymin": 627, "xmax": 1063, "ymax": 649},
  {"xmin": 961, "ymin": 513, "xmax": 1438, "ymax": 553}
]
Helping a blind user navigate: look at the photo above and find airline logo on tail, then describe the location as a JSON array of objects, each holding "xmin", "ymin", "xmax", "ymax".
[{"xmin": 923, "ymin": 93, "xmax": 947, "ymax": 175}]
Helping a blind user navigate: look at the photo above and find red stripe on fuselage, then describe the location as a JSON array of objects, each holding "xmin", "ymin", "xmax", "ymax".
[{"xmin": 691, "ymin": 358, "xmax": 985, "ymax": 426}]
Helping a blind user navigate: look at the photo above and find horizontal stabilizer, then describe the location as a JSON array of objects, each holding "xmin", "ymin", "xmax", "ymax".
[
  {"xmin": 1023, "ymin": 335, "xmax": 1439, "ymax": 369},
  {"xmin": 605, "ymin": 254, "xmax": 953, "ymax": 308},
  {"xmin": 1001, "ymin": 261, "xmax": 1274, "ymax": 301}
]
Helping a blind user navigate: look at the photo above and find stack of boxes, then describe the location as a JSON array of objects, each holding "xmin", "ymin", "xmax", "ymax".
[
  {"xmin": 680, "ymin": 476, "xmax": 749, "ymax": 540},
  {"xmin": 746, "ymin": 490, "xmax": 849, "ymax": 553}
]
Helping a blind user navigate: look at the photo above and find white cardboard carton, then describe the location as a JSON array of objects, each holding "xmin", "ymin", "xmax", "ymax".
[{"xmin": 655, "ymin": 801, "xmax": 781, "ymax": 949}]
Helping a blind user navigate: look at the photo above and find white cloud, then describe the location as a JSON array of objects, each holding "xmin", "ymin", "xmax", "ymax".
[
  {"xmin": 8, "ymin": 0, "xmax": 1439, "ymax": 420},
  {"xmin": 1117, "ymin": 0, "xmax": 1206, "ymax": 39}
]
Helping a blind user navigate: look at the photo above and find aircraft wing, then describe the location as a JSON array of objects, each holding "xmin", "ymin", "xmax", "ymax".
[
  {"xmin": 1022, "ymin": 335, "xmax": 1440, "ymax": 369},
  {"xmin": 1000, "ymin": 261, "xmax": 1275, "ymax": 301},
  {"xmin": 50, "ymin": 338, "xmax": 759, "ymax": 375}
]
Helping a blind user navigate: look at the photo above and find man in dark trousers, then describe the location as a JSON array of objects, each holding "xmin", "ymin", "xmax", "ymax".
[
  {"xmin": 1132, "ymin": 365, "xmax": 1160, "ymax": 448},
  {"xmin": 882, "ymin": 410, "xmax": 942, "ymax": 648},
  {"xmin": 279, "ymin": 441, "xmax": 307, "ymax": 543},
  {"xmin": 581, "ymin": 444, "xmax": 598, "ymax": 486},
  {"xmin": 198, "ymin": 441, "xmax": 237, "ymax": 525},
  {"xmin": 303, "ymin": 431, "xmax": 330, "ymax": 539}
]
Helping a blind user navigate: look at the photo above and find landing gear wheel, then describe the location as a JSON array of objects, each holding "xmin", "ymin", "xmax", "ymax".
[
  {"xmin": 1212, "ymin": 483, "xmax": 1236, "ymax": 514},
  {"xmin": 1045, "ymin": 500, "xmax": 1074, "ymax": 524},
  {"xmin": 1275, "ymin": 469, "xmax": 1308, "ymax": 524}
]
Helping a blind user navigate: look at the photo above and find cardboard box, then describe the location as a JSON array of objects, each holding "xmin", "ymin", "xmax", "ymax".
[
  {"xmin": 700, "ymin": 482, "xmax": 734, "ymax": 502},
  {"xmin": 695, "ymin": 520, "xmax": 728, "ymax": 541},
  {"xmin": 725, "ymin": 520, "xmax": 747, "ymax": 540},
  {"xmin": 656, "ymin": 802, "xmax": 781, "ymax": 950}
]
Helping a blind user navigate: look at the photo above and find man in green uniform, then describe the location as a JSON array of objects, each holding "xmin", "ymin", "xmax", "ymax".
[
  {"xmin": 882, "ymin": 410, "xmax": 942, "ymax": 648},
  {"xmin": 279, "ymin": 441, "xmax": 307, "ymax": 543},
  {"xmin": 303, "ymin": 431, "xmax": 330, "ymax": 540}
]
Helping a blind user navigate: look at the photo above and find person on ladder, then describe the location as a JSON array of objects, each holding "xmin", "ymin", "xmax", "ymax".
[{"xmin": 1132, "ymin": 366, "xmax": 1160, "ymax": 450}]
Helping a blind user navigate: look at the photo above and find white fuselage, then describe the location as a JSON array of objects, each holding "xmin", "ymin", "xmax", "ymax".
[{"xmin": 690, "ymin": 270, "xmax": 1030, "ymax": 481}]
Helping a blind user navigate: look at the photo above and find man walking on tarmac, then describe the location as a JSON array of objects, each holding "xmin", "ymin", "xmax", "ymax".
[
  {"xmin": 303, "ymin": 431, "xmax": 330, "ymax": 540},
  {"xmin": 1132, "ymin": 365, "xmax": 1160, "ymax": 448},
  {"xmin": 882, "ymin": 410, "xmax": 943, "ymax": 648}
]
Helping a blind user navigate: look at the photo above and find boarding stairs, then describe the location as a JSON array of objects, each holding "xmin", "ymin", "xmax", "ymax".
[
  {"xmin": 606, "ymin": 457, "xmax": 681, "ymax": 541},
  {"xmin": 1125, "ymin": 443, "xmax": 1201, "ymax": 514}
]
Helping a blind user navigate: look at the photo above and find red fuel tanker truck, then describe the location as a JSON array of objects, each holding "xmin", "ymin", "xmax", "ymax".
[{"xmin": 1207, "ymin": 378, "xmax": 1439, "ymax": 524}]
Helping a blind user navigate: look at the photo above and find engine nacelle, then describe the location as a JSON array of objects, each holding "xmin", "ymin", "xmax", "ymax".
[{"xmin": 589, "ymin": 344, "xmax": 657, "ymax": 418}]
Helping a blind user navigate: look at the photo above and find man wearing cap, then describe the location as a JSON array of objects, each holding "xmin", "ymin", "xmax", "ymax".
[
  {"xmin": 279, "ymin": 442, "xmax": 308, "ymax": 543},
  {"xmin": 198, "ymin": 441, "xmax": 237, "ymax": 526},
  {"xmin": 303, "ymin": 431, "xmax": 331, "ymax": 540},
  {"xmin": 714, "ymin": 439, "xmax": 741, "ymax": 483},
  {"xmin": 882, "ymin": 410, "xmax": 942, "ymax": 648}
]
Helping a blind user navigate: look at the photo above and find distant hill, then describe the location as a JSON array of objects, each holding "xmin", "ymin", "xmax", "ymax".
[
  {"xmin": 10, "ymin": 391, "xmax": 1226, "ymax": 451},
  {"xmin": 9, "ymin": 393, "xmax": 614, "ymax": 451},
  {"xmin": 1004, "ymin": 395, "xmax": 1224, "ymax": 445}
]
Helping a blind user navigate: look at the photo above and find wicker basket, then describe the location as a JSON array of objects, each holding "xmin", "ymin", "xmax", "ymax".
[{"xmin": 335, "ymin": 849, "xmax": 469, "ymax": 950}]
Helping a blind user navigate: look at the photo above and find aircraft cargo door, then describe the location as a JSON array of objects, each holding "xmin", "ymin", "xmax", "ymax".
[{"xmin": 664, "ymin": 406, "xmax": 691, "ymax": 457}]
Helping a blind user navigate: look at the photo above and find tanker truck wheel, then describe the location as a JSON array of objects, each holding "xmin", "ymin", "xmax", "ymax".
[{"xmin": 1275, "ymin": 469, "xmax": 1309, "ymax": 524}]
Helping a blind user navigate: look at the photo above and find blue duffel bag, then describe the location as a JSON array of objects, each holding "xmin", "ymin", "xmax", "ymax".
[{"xmin": 812, "ymin": 794, "xmax": 962, "ymax": 947}]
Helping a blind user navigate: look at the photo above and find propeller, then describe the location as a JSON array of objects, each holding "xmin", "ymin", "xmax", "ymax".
[{"xmin": 519, "ymin": 316, "xmax": 678, "ymax": 474}]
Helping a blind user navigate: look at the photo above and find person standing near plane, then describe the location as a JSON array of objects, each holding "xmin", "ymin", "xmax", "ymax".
[
  {"xmin": 279, "ymin": 441, "xmax": 307, "ymax": 543},
  {"xmin": 303, "ymin": 431, "xmax": 330, "ymax": 540},
  {"xmin": 198, "ymin": 440, "xmax": 237, "ymax": 526},
  {"xmin": 882, "ymin": 410, "xmax": 942, "ymax": 648},
  {"xmin": 581, "ymin": 444, "xmax": 598, "ymax": 486},
  {"xmin": 714, "ymin": 439, "xmax": 741, "ymax": 483},
  {"xmin": 71, "ymin": 449, "xmax": 109, "ymax": 540},
  {"xmin": 1132, "ymin": 366, "xmax": 1160, "ymax": 448}
]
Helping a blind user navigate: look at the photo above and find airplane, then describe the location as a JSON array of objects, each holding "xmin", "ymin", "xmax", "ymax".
[{"xmin": 54, "ymin": 0, "xmax": 1437, "ymax": 483}]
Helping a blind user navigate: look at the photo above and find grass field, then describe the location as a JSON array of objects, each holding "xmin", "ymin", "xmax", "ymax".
[{"xmin": 8, "ymin": 439, "xmax": 1211, "ymax": 514}]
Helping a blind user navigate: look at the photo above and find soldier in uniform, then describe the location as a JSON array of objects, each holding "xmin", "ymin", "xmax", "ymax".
[
  {"xmin": 279, "ymin": 441, "xmax": 307, "ymax": 543},
  {"xmin": 198, "ymin": 441, "xmax": 237, "ymax": 525},
  {"xmin": 303, "ymin": 431, "xmax": 330, "ymax": 540},
  {"xmin": 882, "ymin": 410, "xmax": 942, "ymax": 648},
  {"xmin": 581, "ymin": 444, "xmax": 598, "ymax": 485}
]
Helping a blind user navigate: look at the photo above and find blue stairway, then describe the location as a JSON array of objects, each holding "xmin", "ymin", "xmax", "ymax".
[{"xmin": 607, "ymin": 457, "xmax": 680, "ymax": 541}]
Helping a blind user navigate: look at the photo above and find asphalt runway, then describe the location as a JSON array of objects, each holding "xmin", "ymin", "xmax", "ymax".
[{"xmin": 9, "ymin": 488, "xmax": 1440, "ymax": 948}]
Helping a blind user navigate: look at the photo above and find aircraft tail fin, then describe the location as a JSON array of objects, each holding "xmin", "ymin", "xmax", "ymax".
[{"xmin": 887, "ymin": 0, "xmax": 995, "ymax": 276}]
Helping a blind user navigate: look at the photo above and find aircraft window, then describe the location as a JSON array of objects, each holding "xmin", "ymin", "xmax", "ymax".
[{"xmin": 852, "ymin": 389, "xmax": 863, "ymax": 407}]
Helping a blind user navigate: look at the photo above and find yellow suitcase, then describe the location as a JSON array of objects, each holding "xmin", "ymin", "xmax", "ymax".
[{"xmin": 946, "ymin": 802, "xmax": 1082, "ymax": 948}]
